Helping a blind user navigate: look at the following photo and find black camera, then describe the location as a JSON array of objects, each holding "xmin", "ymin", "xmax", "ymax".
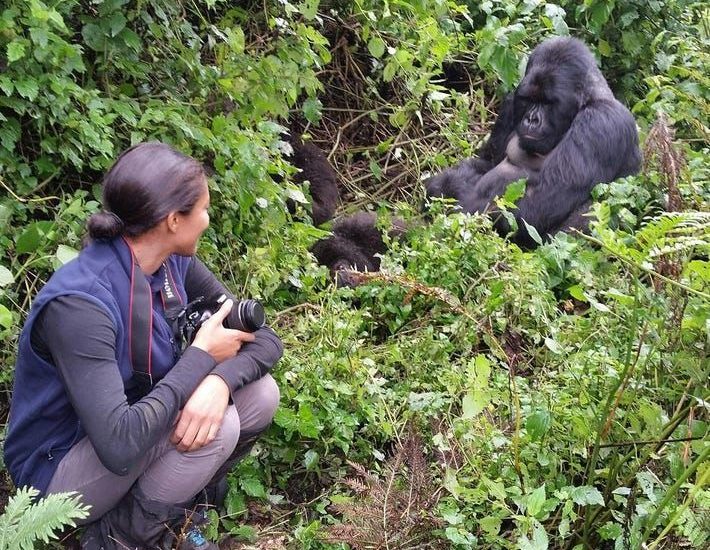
[{"xmin": 170, "ymin": 293, "xmax": 265, "ymax": 351}]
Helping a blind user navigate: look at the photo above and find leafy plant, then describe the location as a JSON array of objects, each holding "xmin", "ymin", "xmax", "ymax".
[
  {"xmin": 0, "ymin": 486, "xmax": 89, "ymax": 549},
  {"xmin": 0, "ymin": 0, "xmax": 708, "ymax": 548}
]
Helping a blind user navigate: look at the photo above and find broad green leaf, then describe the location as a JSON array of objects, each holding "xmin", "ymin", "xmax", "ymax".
[
  {"xmin": 569, "ymin": 486, "xmax": 605, "ymax": 507},
  {"xmin": 0, "ymin": 304, "xmax": 13, "ymax": 328},
  {"xmin": 544, "ymin": 337, "xmax": 563, "ymax": 354},
  {"xmin": 479, "ymin": 516, "xmax": 501, "ymax": 536},
  {"xmin": 0, "ymin": 265, "xmax": 14, "ymax": 287},
  {"xmin": 16, "ymin": 221, "xmax": 54, "ymax": 255},
  {"xmin": 443, "ymin": 467, "xmax": 462, "ymax": 497},
  {"xmin": 107, "ymin": 12, "xmax": 127, "ymax": 37},
  {"xmin": 598, "ymin": 39, "xmax": 611, "ymax": 57},
  {"xmin": 482, "ymin": 477, "xmax": 507, "ymax": 501},
  {"xmin": 303, "ymin": 449, "xmax": 319, "ymax": 470},
  {"xmin": 55, "ymin": 245, "xmax": 79, "ymax": 266},
  {"xmin": 287, "ymin": 187, "xmax": 308, "ymax": 205},
  {"xmin": 527, "ymin": 484, "xmax": 546, "ymax": 517},
  {"xmin": 299, "ymin": 0, "xmax": 319, "ymax": 20},
  {"xmin": 0, "ymin": 76, "xmax": 14, "ymax": 96},
  {"xmin": 502, "ymin": 178, "xmax": 526, "ymax": 204},
  {"xmin": 526, "ymin": 409, "xmax": 552, "ymax": 441},
  {"xmin": 368, "ymin": 37, "xmax": 386, "ymax": 58},
  {"xmin": 296, "ymin": 403, "xmax": 320, "ymax": 438},
  {"xmin": 225, "ymin": 488, "xmax": 246, "ymax": 517},
  {"xmin": 120, "ymin": 28, "xmax": 142, "ymax": 52},
  {"xmin": 7, "ymin": 41, "xmax": 26, "ymax": 63},
  {"xmin": 523, "ymin": 219, "xmax": 542, "ymax": 245},
  {"xmin": 383, "ymin": 59, "xmax": 397, "ymax": 82},
  {"xmin": 440, "ymin": 507, "xmax": 464, "ymax": 525},
  {"xmin": 518, "ymin": 519, "xmax": 549, "ymax": 550},
  {"xmin": 598, "ymin": 521, "xmax": 622, "ymax": 541},
  {"xmin": 462, "ymin": 391, "xmax": 488, "ymax": 419},
  {"xmin": 567, "ymin": 284, "xmax": 587, "ymax": 302},
  {"xmin": 444, "ymin": 527, "xmax": 477, "ymax": 545},
  {"xmin": 29, "ymin": 27, "xmax": 49, "ymax": 48},
  {"xmin": 239, "ymin": 476, "xmax": 266, "ymax": 498},
  {"xmin": 584, "ymin": 292, "xmax": 611, "ymax": 312},
  {"xmin": 15, "ymin": 79, "xmax": 39, "ymax": 101},
  {"xmin": 82, "ymin": 23, "xmax": 106, "ymax": 51},
  {"xmin": 229, "ymin": 525, "xmax": 257, "ymax": 541},
  {"xmin": 302, "ymin": 97, "xmax": 322, "ymax": 124}
]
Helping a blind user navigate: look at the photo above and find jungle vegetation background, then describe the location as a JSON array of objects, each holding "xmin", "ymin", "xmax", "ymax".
[{"xmin": 0, "ymin": 0, "xmax": 708, "ymax": 548}]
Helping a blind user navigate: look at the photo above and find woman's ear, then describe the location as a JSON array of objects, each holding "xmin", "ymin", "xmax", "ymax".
[{"xmin": 166, "ymin": 211, "xmax": 180, "ymax": 234}]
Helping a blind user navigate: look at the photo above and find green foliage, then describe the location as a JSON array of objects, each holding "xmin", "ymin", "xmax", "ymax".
[
  {"xmin": 0, "ymin": 0, "xmax": 708, "ymax": 548},
  {"xmin": 0, "ymin": 486, "xmax": 90, "ymax": 549}
]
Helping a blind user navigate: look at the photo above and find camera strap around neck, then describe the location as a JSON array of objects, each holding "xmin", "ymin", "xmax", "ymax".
[{"xmin": 126, "ymin": 240, "xmax": 182, "ymax": 395}]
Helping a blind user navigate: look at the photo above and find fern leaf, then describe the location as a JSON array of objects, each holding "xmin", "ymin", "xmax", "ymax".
[
  {"xmin": 0, "ymin": 486, "xmax": 37, "ymax": 532},
  {"xmin": 0, "ymin": 488, "xmax": 90, "ymax": 550},
  {"xmin": 634, "ymin": 213, "xmax": 685, "ymax": 254}
]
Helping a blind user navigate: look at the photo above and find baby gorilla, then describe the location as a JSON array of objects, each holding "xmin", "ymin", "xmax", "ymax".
[{"xmin": 310, "ymin": 212, "xmax": 406, "ymax": 287}]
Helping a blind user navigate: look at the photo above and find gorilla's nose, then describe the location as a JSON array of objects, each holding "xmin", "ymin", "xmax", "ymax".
[{"xmin": 525, "ymin": 110, "xmax": 541, "ymax": 127}]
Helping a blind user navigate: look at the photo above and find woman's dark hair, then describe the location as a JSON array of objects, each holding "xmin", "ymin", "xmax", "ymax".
[{"xmin": 87, "ymin": 142, "xmax": 206, "ymax": 239}]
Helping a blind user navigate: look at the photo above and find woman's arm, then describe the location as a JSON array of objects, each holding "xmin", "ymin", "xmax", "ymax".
[
  {"xmin": 32, "ymin": 295, "xmax": 216, "ymax": 475},
  {"xmin": 185, "ymin": 258, "xmax": 284, "ymax": 393}
]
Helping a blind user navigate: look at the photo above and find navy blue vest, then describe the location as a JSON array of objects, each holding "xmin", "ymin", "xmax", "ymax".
[{"xmin": 4, "ymin": 238, "xmax": 191, "ymax": 494}]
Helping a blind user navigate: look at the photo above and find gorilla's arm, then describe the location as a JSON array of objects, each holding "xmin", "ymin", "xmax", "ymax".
[
  {"xmin": 290, "ymin": 139, "xmax": 339, "ymax": 226},
  {"xmin": 426, "ymin": 94, "xmax": 517, "ymax": 201},
  {"xmin": 476, "ymin": 93, "xmax": 517, "ymax": 165},
  {"xmin": 503, "ymin": 99, "xmax": 641, "ymax": 242}
]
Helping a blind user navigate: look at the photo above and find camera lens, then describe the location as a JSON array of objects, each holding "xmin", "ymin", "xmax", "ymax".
[{"xmin": 234, "ymin": 299, "xmax": 265, "ymax": 332}]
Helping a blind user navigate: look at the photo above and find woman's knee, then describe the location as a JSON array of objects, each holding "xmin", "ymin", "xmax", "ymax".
[
  {"xmin": 256, "ymin": 374, "xmax": 280, "ymax": 420},
  {"xmin": 234, "ymin": 374, "xmax": 280, "ymax": 433}
]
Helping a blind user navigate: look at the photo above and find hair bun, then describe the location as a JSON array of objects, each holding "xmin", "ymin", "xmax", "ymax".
[{"xmin": 87, "ymin": 210, "xmax": 125, "ymax": 240}]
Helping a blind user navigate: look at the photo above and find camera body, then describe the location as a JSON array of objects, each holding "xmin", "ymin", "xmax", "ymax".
[{"xmin": 171, "ymin": 293, "xmax": 265, "ymax": 351}]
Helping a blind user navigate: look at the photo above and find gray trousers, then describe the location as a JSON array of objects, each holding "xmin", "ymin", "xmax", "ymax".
[{"xmin": 46, "ymin": 374, "xmax": 279, "ymax": 523}]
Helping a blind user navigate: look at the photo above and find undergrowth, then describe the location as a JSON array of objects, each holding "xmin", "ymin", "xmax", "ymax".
[{"xmin": 0, "ymin": 1, "xmax": 708, "ymax": 548}]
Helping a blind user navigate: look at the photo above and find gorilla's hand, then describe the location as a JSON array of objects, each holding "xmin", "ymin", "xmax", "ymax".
[{"xmin": 425, "ymin": 157, "xmax": 494, "ymax": 204}]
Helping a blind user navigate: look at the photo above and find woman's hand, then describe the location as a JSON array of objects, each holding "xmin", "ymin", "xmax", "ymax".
[
  {"xmin": 191, "ymin": 299, "xmax": 256, "ymax": 363},
  {"xmin": 171, "ymin": 374, "xmax": 230, "ymax": 452}
]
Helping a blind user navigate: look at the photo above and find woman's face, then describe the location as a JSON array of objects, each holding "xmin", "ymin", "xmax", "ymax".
[{"xmin": 173, "ymin": 178, "xmax": 210, "ymax": 256}]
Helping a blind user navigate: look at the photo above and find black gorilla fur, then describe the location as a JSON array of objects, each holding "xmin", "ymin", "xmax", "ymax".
[
  {"xmin": 287, "ymin": 136, "xmax": 339, "ymax": 226},
  {"xmin": 310, "ymin": 212, "xmax": 406, "ymax": 287},
  {"xmin": 426, "ymin": 36, "xmax": 642, "ymax": 247}
]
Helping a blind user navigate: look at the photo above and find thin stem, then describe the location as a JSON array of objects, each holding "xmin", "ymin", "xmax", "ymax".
[{"xmin": 639, "ymin": 444, "xmax": 710, "ymax": 546}]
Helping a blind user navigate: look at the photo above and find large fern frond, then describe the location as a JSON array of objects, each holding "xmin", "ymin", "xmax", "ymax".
[
  {"xmin": 637, "ymin": 211, "xmax": 710, "ymax": 258},
  {"xmin": 0, "ymin": 486, "xmax": 90, "ymax": 550}
]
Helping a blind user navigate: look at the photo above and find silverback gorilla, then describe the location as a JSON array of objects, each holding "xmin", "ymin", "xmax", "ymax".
[
  {"xmin": 312, "ymin": 36, "xmax": 641, "ymax": 280},
  {"xmin": 426, "ymin": 36, "xmax": 642, "ymax": 247}
]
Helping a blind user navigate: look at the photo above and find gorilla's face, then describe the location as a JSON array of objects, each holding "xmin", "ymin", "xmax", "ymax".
[{"xmin": 513, "ymin": 66, "xmax": 579, "ymax": 156}]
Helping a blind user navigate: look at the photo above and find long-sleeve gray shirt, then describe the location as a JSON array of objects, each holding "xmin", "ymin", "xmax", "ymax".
[{"xmin": 30, "ymin": 257, "xmax": 283, "ymax": 476}]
